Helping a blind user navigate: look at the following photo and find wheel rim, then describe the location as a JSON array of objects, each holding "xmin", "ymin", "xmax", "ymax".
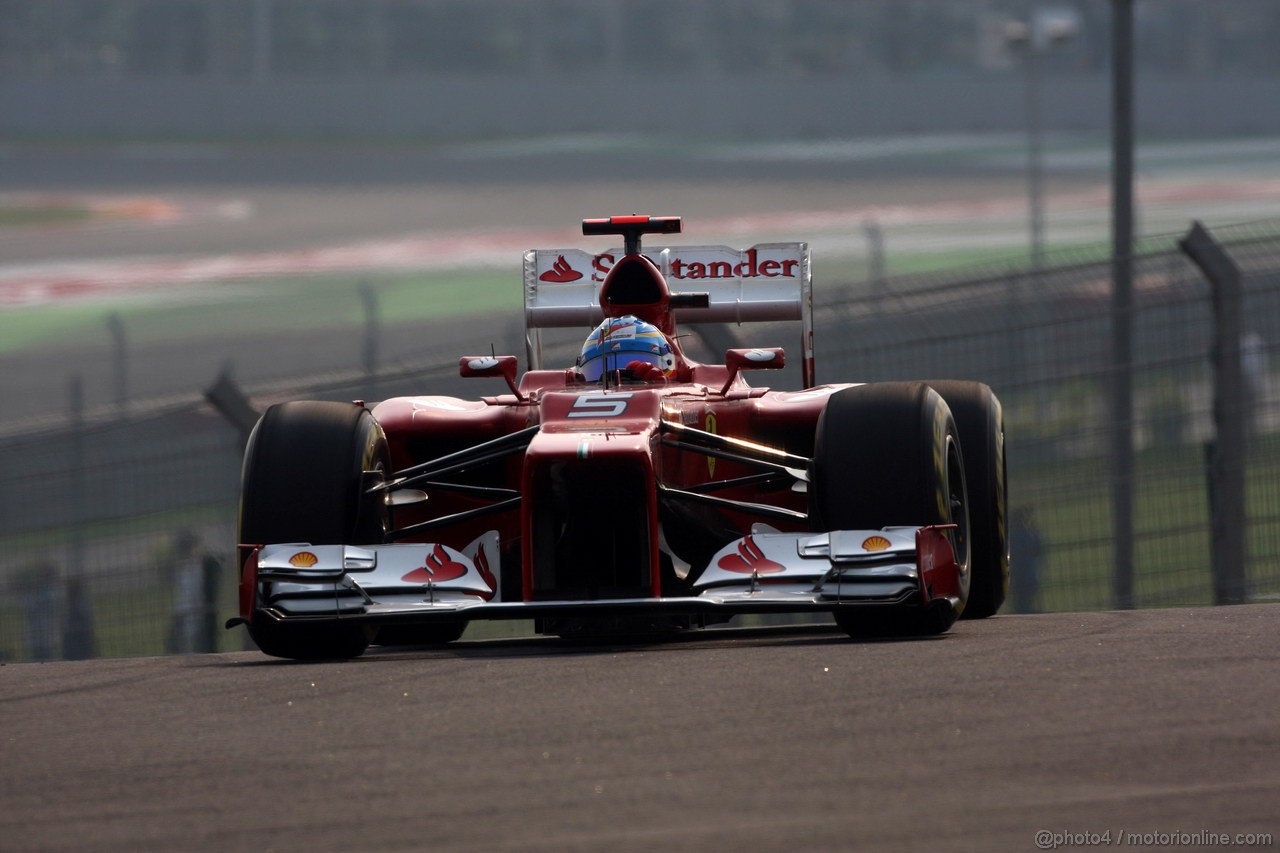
[{"xmin": 946, "ymin": 434, "xmax": 971, "ymax": 593}]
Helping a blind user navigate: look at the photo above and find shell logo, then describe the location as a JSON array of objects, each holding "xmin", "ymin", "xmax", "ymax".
[
  {"xmin": 862, "ymin": 536, "xmax": 892, "ymax": 552},
  {"xmin": 289, "ymin": 551, "xmax": 319, "ymax": 568}
]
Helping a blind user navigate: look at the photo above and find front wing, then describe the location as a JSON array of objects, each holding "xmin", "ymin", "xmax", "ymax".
[{"xmin": 229, "ymin": 526, "xmax": 962, "ymax": 632}]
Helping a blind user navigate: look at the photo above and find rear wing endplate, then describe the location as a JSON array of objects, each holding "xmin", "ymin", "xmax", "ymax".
[{"xmin": 523, "ymin": 243, "xmax": 814, "ymax": 386}]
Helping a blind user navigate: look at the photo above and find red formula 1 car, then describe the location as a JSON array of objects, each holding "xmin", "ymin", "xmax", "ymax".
[{"xmin": 229, "ymin": 215, "xmax": 1007, "ymax": 659}]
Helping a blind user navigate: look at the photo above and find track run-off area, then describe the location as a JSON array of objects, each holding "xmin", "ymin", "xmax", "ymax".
[
  {"xmin": 2, "ymin": 134, "xmax": 1278, "ymax": 423},
  {"xmin": 4, "ymin": 135, "xmax": 1280, "ymax": 310},
  {"xmin": 3, "ymin": 605, "xmax": 1278, "ymax": 852}
]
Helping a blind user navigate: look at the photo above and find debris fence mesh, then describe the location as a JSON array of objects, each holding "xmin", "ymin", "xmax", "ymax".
[{"xmin": 3, "ymin": 220, "xmax": 1278, "ymax": 660}]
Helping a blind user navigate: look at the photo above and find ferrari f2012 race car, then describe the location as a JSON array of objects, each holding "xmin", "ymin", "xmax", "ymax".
[{"xmin": 228, "ymin": 215, "xmax": 1007, "ymax": 659}]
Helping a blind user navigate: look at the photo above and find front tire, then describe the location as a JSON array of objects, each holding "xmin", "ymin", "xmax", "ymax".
[
  {"xmin": 811, "ymin": 382, "xmax": 970, "ymax": 637},
  {"xmin": 239, "ymin": 401, "xmax": 390, "ymax": 660}
]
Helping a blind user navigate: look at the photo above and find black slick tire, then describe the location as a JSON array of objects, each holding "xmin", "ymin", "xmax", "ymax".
[
  {"xmin": 238, "ymin": 401, "xmax": 390, "ymax": 660},
  {"xmin": 810, "ymin": 382, "xmax": 970, "ymax": 637},
  {"xmin": 925, "ymin": 381, "xmax": 1008, "ymax": 619}
]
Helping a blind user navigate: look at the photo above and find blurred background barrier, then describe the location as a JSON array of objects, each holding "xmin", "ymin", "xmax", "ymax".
[
  {"xmin": 2, "ymin": 218, "xmax": 1277, "ymax": 661},
  {"xmin": 3, "ymin": 0, "xmax": 1280, "ymax": 137}
]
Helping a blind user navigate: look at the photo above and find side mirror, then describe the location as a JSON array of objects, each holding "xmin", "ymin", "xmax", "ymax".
[
  {"xmin": 721, "ymin": 347, "xmax": 786, "ymax": 394},
  {"xmin": 459, "ymin": 355, "xmax": 523, "ymax": 399}
]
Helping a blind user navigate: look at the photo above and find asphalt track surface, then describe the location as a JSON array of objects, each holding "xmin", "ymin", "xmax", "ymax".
[{"xmin": 4, "ymin": 605, "xmax": 1278, "ymax": 852}]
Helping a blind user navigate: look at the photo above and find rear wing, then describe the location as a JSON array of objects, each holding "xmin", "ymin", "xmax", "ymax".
[{"xmin": 523, "ymin": 242, "xmax": 814, "ymax": 386}]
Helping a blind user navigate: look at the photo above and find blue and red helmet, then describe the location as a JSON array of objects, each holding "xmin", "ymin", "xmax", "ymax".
[{"xmin": 576, "ymin": 315, "xmax": 675, "ymax": 383}]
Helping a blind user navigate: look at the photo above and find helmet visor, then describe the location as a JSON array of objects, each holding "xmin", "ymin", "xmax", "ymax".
[{"xmin": 579, "ymin": 346, "xmax": 672, "ymax": 382}]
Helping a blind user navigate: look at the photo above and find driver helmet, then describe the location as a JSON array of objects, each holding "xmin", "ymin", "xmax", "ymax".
[{"xmin": 576, "ymin": 315, "xmax": 675, "ymax": 383}]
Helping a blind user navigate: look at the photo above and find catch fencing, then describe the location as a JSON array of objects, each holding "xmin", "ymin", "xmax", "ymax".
[{"xmin": 2, "ymin": 219, "xmax": 1278, "ymax": 660}]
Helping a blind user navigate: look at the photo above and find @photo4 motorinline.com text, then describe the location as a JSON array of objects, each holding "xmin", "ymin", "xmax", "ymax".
[{"xmin": 1035, "ymin": 829, "xmax": 1273, "ymax": 849}]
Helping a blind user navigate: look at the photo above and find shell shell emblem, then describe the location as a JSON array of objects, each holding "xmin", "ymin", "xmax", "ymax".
[
  {"xmin": 289, "ymin": 551, "xmax": 319, "ymax": 568},
  {"xmin": 862, "ymin": 536, "xmax": 892, "ymax": 552}
]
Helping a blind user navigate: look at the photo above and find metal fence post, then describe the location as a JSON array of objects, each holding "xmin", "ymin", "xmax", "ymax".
[
  {"xmin": 107, "ymin": 312, "xmax": 128, "ymax": 414},
  {"xmin": 1179, "ymin": 221, "xmax": 1248, "ymax": 604},
  {"xmin": 1110, "ymin": 0, "xmax": 1136, "ymax": 609},
  {"xmin": 865, "ymin": 220, "xmax": 886, "ymax": 316},
  {"xmin": 64, "ymin": 376, "xmax": 96, "ymax": 659},
  {"xmin": 361, "ymin": 282, "xmax": 379, "ymax": 376},
  {"xmin": 252, "ymin": 0, "xmax": 273, "ymax": 80},
  {"xmin": 205, "ymin": 364, "xmax": 261, "ymax": 448}
]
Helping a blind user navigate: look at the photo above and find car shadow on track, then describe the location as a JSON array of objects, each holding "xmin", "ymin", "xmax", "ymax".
[{"xmin": 206, "ymin": 621, "xmax": 948, "ymax": 666}]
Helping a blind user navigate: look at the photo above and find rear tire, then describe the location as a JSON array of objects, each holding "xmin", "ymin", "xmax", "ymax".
[
  {"xmin": 811, "ymin": 382, "xmax": 970, "ymax": 637},
  {"xmin": 926, "ymin": 381, "xmax": 1008, "ymax": 619},
  {"xmin": 239, "ymin": 401, "xmax": 390, "ymax": 660}
]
